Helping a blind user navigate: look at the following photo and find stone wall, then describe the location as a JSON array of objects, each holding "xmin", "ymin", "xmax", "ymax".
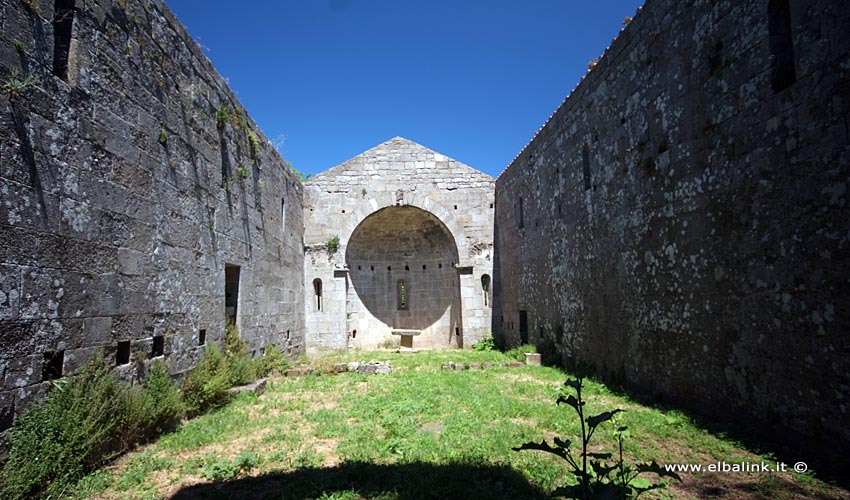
[
  {"xmin": 0, "ymin": 0, "xmax": 305, "ymax": 438},
  {"xmin": 495, "ymin": 0, "xmax": 850, "ymax": 446},
  {"xmin": 304, "ymin": 138, "xmax": 495, "ymax": 351}
]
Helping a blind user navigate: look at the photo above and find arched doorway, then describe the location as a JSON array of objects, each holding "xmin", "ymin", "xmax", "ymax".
[{"xmin": 345, "ymin": 206, "xmax": 461, "ymax": 348}]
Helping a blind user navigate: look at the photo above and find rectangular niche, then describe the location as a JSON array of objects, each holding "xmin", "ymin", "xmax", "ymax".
[
  {"xmin": 116, "ymin": 341, "xmax": 131, "ymax": 365},
  {"xmin": 42, "ymin": 350, "xmax": 64, "ymax": 381},
  {"xmin": 151, "ymin": 335, "xmax": 164, "ymax": 358}
]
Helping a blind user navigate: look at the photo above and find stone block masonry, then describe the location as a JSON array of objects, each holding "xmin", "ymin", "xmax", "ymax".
[
  {"xmin": 0, "ymin": 0, "xmax": 305, "ymax": 442},
  {"xmin": 494, "ymin": 0, "xmax": 850, "ymax": 448},
  {"xmin": 0, "ymin": 0, "xmax": 847, "ymax": 467},
  {"xmin": 303, "ymin": 137, "xmax": 495, "ymax": 353}
]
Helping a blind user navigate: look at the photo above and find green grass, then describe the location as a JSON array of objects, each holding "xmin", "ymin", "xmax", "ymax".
[{"xmin": 70, "ymin": 350, "xmax": 848, "ymax": 500}]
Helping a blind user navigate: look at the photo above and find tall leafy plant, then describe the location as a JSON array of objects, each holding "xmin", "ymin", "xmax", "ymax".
[{"xmin": 513, "ymin": 364, "xmax": 680, "ymax": 499}]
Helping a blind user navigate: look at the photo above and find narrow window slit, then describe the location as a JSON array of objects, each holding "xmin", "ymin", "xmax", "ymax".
[
  {"xmin": 582, "ymin": 144, "xmax": 591, "ymax": 191},
  {"xmin": 518, "ymin": 197, "xmax": 525, "ymax": 228},
  {"xmin": 53, "ymin": 0, "xmax": 76, "ymax": 81},
  {"xmin": 768, "ymin": 0, "xmax": 797, "ymax": 92},
  {"xmin": 313, "ymin": 278, "xmax": 323, "ymax": 311},
  {"xmin": 397, "ymin": 279, "xmax": 408, "ymax": 310}
]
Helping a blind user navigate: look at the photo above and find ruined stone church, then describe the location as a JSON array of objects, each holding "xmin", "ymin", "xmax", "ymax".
[{"xmin": 1, "ymin": 0, "xmax": 848, "ymax": 454}]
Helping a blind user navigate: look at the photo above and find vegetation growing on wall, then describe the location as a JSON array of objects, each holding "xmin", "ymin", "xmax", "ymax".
[
  {"xmin": 247, "ymin": 129, "xmax": 261, "ymax": 160},
  {"xmin": 2, "ymin": 67, "xmax": 38, "ymax": 100},
  {"xmin": 216, "ymin": 103, "xmax": 229, "ymax": 131},
  {"xmin": 289, "ymin": 162, "xmax": 311, "ymax": 183},
  {"xmin": 20, "ymin": 0, "xmax": 39, "ymax": 15},
  {"xmin": 326, "ymin": 235, "xmax": 340, "ymax": 254}
]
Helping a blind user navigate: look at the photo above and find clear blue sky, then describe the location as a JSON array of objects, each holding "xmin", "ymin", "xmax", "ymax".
[{"xmin": 165, "ymin": 0, "xmax": 644, "ymax": 178}]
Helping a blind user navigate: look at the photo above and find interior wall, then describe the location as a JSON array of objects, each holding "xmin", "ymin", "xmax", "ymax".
[
  {"xmin": 494, "ymin": 0, "xmax": 850, "ymax": 446},
  {"xmin": 0, "ymin": 0, "xmax": 306, "ymax": 440}
]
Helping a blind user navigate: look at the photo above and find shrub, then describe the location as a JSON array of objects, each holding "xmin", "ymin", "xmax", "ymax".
[
  {"xmin": 472, "ymin": 331, "xmax": 496, "ymax": 351},
  {"xmin": 1, "ymin": 322, "xmax": 274, "ymax": 498},
  {"xmin": 504, "ymin": 344, "xmax": 536, "ymax": 362},
  {"xmin": 136, "ymin": 360, "xmax": 184, "ymax": 436},
  {"xmin": 181, "ymin": 320, "xmax": 265, "ymax": 414},
  {"xmin": 181, "ymin": 343, "xmax": 233, "ymax": 416},
  {"xmin": 257, "ymin": 344, "xmax": 290, "ymax": 376},
  {"xmin": 224, "ymin": 319, "xmax": 256, "ymax": 386},
  {"xmin": 0, "ymin": 357, "xmax": 134, "ymax": 499}
]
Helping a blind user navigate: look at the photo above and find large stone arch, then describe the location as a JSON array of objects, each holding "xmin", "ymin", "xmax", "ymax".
[
  {"xmin": 338, "ymin": 195, "xmax": 470, "ymax": 261},
  {"xmin": 343, "ymin": 201, "xmax": 464, "ymax": 349}
]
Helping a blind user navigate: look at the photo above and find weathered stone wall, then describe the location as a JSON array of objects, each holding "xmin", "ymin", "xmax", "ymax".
[
  {"xmin": 495, "ymin": 0, "xmax": 850, "ymax": 446},
  {"xmin": 0, "ymin": 0, "xmax": 305, "ymax": 438},
  {"xmin": 304, "ymin": 137, "xmax": 494, "ymax": 351}
]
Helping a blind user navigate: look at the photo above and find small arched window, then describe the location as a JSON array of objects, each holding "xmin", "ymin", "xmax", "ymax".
[
  {"xmin": 313, "ymin": 278, "xmax": 322, "ymax": 311},
  {"xmin": 481, "ymin": 274, "xmax": 491, "ymax": 307},
  {"xmin": 397, "ymin": 279, "xmax": 408, "ymax": 310}
]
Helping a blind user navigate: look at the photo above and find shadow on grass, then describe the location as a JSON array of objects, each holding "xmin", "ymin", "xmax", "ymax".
[
  {"xmin": 530, "ymin": 352, "xmax": 850, "ymax": 492},
  {"xmin": 600, "ymin": 381, "xmax": 850, "ymax": 491},
  {"xmin": 169, "ymin": 460, "xmax": 548, "ymax": 500}
]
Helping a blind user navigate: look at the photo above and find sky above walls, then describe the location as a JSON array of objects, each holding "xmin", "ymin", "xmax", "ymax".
[{"xmin": 165, "ymin": 0, "xmax": 645, "ymax": 178}]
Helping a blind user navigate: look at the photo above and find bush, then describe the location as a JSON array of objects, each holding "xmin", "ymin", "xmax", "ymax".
[
  {"xmin": 224, "ymin": 319, "xmax": 257, "ymax": 386},
  {"xmin": 504, "ymin": 344, "xmax": 537, "ymax": 362},
  {"xmin": 1, "ymin": 321, "xmax": 285, "ymax": 499},
  {"xmin": 257, "ymin": 344, "xmax": 290, "ymax": 376},
  {"xmin": 136, "ymin": 360, "xmax": 184, "ymax": 436},
  {"xmin": 182, "ymin": 320, "xmax": 281, "ymax": 414},
  {"xmin": 472, "ymin": 331, "xmax": 496, "ymax": 351},
  {"xmin": 181, "ymin": 343, "xmax": 233, "ymax": 416},
  {"xmin": 1, "ymin": 357, "xmax": 141, "ymax": 499}
]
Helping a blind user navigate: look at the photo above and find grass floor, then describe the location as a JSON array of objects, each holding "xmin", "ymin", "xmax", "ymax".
[{"xmin": 73, "ymin": 350, "xmax": 848, "ymax": 500}]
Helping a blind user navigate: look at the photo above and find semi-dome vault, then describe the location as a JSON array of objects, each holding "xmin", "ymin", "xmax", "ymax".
[{"xmin": 303, "ymin": 137, "xmax": 495, "ymax": 351}]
